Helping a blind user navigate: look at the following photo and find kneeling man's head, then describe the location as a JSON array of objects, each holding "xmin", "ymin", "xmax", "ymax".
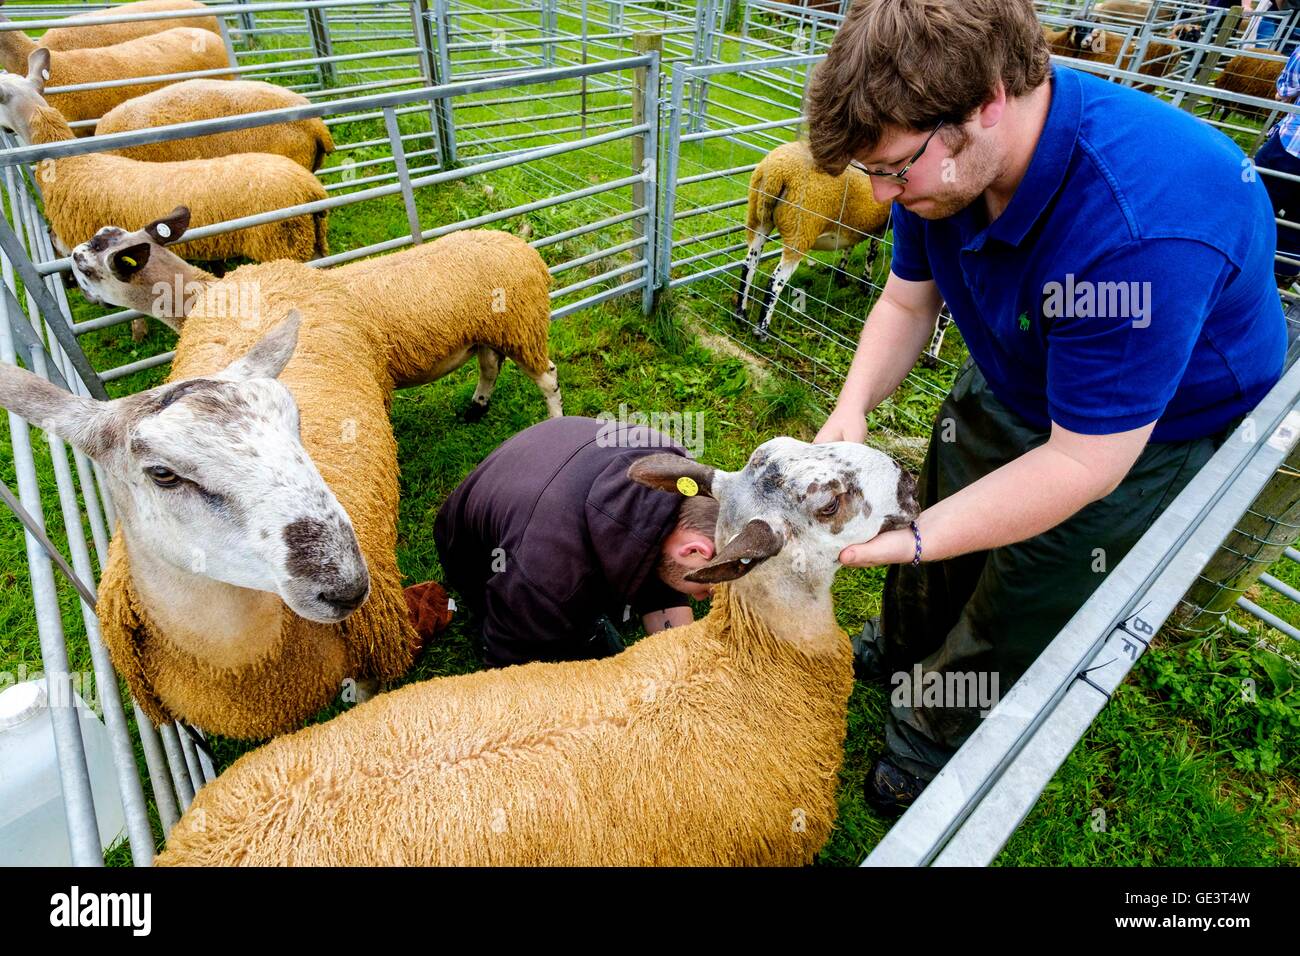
[{"xmin": 657, "ymin": 495, "xmax": 719, "ymax": 602}]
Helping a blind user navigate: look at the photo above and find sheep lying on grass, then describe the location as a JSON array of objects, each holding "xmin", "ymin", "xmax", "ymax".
[
  {"xmin": 738, "ymin": 140, "xmax": 890, "ymax": 340},
  {"xmin": 96, "ymin": 80, "xmax": 335, "ymax": 171},
  {"xmin": 72, "ymin": 207, "xmax": 563, "ymax": 420},
  {"xmin": 0, "ymin": 16, "xmax": 231, "ymax": 134},
  {"xmin": 32, "ymin": 0, "xmax": 221, "ymax": 51},
  {"xmin": 0, "ymin": 309, "xmax": 426, "ymax": 740},
  {"xmin": 0, "ymin": 51, "xmax": 327, "ymax": 265},
  {"xmin": 153, "ymin": 438, "xmax": 919, "ymax": 866}
]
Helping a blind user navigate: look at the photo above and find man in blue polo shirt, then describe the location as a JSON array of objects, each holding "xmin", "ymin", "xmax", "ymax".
[{"xmin": 804, "ymin": 0, "xmax": 1287, "ymax": 814}]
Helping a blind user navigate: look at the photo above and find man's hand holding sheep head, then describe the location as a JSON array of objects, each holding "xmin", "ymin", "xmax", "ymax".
[{"xmin": 628, "ymin": 437, "xmax": 919, "ymax": 595}]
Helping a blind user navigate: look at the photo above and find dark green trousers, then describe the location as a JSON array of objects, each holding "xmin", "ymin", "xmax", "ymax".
[{"xmin": 878, "ymin": 358, "xmax": 1238, "ymax": 781}]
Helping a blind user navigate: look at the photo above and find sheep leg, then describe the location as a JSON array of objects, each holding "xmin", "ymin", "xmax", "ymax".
[
  {"xmin": 756, "ymin": 254, "xmax": 801, "ymax": 341},
  {"xmin": 833, "ymin": 248, "xmax": 853, "ymax": 287},
  {"xmin": 921, "ymin": 313, "xmax": 952, "ymax": 370},
  {"xmin": 861, "ymin": 238, "xmax": 881, "ymax": 290},
  {"xmin": 130, "ymin": 318, "xmax": 148, "ymax": 343},
  {"xmin": 463, "ymin": 345, "xmax": 503, "ymax": 423},
  {"xmin": 736, "ymin": 228, "xmax": 769, "ymax": 318},
  {"xmin": 528, "ymin": 360, "xmax": 563, "ymax": 419}
]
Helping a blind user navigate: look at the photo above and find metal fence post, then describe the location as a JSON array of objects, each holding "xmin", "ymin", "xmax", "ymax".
[
  {"xmin": 384, "ymin": 106, "xmax": 424, "ymax": 244},
  {"xmin": 232, "ymin": 0, "xmax": 256, "ymax": 44},
  {"xmin": 633, "ymin": 34, "xmax": 662, "ymax": 314},
  {"xmin": 307, "ymin": 5, "xmax": 336, "ymax": 88},
  {"xmin": 657, "ymin": 61, "xmax": 688, "ymax": 292},
  {"xmin": 431, "ymin": 0, "xmax": 459, "ymax": 165},
  {"xmin": 411, "ymin": 0, "xmax": 454, "ymax": 168},
  {"xmin": 1183, "ymin": 6, "xmax": 1243, "ymax": 115}
]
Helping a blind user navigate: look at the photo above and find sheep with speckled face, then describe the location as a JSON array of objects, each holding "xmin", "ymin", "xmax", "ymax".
[{"xmin": 152, "ymin": 438, "xmax": 919, "ymax": 866}]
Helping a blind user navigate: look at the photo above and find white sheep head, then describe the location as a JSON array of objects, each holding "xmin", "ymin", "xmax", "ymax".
[
  {"xmin": 70, "ymin": 207, "xmax": 195, "ymax": 327},
  {"xmin": 629, "ymin": 437, "xmax": 919, "ymax": 594},
  {"xmin": 0, "ymin": 312, "xmax": 372, "ymax": 623},
  {"xmin": 0, "ymin": 48, "xmax": 52, "ymax": 143}
]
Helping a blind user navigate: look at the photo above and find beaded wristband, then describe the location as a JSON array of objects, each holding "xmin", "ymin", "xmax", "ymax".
[{"xmin": 910, "ymin": 520, "xmax": 922, "ymax": 567}]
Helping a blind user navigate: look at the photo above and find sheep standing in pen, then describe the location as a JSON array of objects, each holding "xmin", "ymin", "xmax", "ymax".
[
  {"xmin": 0, "ymin": 290, "xmax": 431, "ymax": 740},
  {"xmin": 30, "ymin": 0, "xmax": 221, "ymax": 51},
  {"xmin": 95, "ymin": 80, "xmax": 335, "ymax": 171},
  {"xmin": 0, "ymin": 16, "xmax": 231, "ymax": 134},
  {"xmin": 0, "ymin": 51, "xmax": 327, "ymax": 266},
  {"xmin": 152, "ymin": 438, "xmax": 920, "ymax": 866},
  {"xmin": 1213, "ymin": 49, "xmax": 1286, "ymax": 122},
  {"xmin": 1043, "ymin": 23, "xmax": 1203, "ymax": 90},
  {"xmin": 738, "ymin": 140, "xmax": 891, "ymax": 339},
  {"xmin": 71, "ymin": 207, "xmax": 563, "ymax": 420}
]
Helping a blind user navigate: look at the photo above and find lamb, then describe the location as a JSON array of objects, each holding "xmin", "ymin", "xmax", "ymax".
[
  {"xmin": 0, "ymin": 51, "xmax": 327, "ymax": 266},
  {"xmin": 95, "ymin": 80, "xmax": 335, "ymax": 171},
  {"xmin": 0, "ymin": 16, "xmax": 232, "ymax": 134},
  {"xmin": 738, "ymin": 140, "xmax": 891, "ymax": 339},
  {"xmin": 31, "ymin": 0, "xmax": 222, "ymax": 51},
  {"xmin": 70, "ymin": 207, "xmax": 563, "ymax": 420},
  {"xmin": 1213, "ymin": 48, "xmax": 1286, "ymax": 122},
  {"xmin": 151, "ymin": 437, "xmax": 920, "ymax": 866}
]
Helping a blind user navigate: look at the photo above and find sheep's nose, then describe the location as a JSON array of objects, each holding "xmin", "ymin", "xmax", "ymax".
[{"xmin": 318, "ymin": 580, "xmax": 369, "ymax": 614}]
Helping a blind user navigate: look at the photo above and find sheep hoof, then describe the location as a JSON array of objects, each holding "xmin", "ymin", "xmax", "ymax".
[
  {"xmin": 462, "ymin": 400, "xmax": 489, "ymax": 423},
  {"xmin": 353, "ymin": 678, "xmax": 381, "ymax": 705},
  {"xmin": 754, "ymin": 324, "xmax": 770, "ymax": 343},
  {"xmin": 920, "ymin": 353, "xmax": 939, "ymax": 370}
]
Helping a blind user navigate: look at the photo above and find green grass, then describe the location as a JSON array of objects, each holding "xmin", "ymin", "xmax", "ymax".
[{"xmin": 0, "ymin": 1, "xmax": 1297, "ymax": 867}]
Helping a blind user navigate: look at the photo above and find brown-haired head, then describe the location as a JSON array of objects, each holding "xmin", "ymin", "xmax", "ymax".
[{"xmin": 806, "ymin": 0, "xmax": 1050, "ymax": 174}]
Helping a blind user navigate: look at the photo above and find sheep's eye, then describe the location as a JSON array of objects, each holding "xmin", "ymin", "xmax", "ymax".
[
  {"xmin": 146, "ymin": 466, "xmax": 180, "ymax": 487},
  {"xmin": 818, "ymin": 496, "xmax": 841, "ymax": 517}
]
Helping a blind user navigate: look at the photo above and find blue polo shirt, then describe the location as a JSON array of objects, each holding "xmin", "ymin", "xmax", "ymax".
[{"xmin": 889, "ymin": 64, "xmax": 1287, "ymax": 442}]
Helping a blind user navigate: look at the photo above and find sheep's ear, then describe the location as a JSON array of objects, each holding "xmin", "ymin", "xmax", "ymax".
[
  {"xmin": 627, "ymin": 453, "xmax": 719, "ymax": 499},
  {"xmin": 26, "ymin": 49, "xmax": 50, "ymax": 96},
  {"xmin": 1088, "ymin": 30, "xmax": 1107, "ymax": 54},
  {"xmin": 109, "ymin": 243, "xmax": 151, "ymax": 280},
  {"xmin": 144, "ymin": 206, "xmax": 190, "ymax": 245},
  {"xmin": 684, "ymin": 519, "xmax": 782, "ymax": 584},
  {"xmin": 0, "ymin": 362, "xmax": 112, "ymax": 457},
  {"xmin": 217, "ymin": 311, "xmax": 301, "ymax": 382}
]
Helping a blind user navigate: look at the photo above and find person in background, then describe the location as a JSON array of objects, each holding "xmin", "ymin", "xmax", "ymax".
[{"xmin": 433, "ymin": 416, "xmax": 718, "ymax": 667}]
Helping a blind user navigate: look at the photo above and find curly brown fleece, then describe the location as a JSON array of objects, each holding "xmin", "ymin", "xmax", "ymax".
[
  {"xmin": 155, "ymin": 584, "xmax": 855, "ymax": 865},
  {"xmin": 36, "ymin": 0, "xmax": 221, "ymax": 51},
  {"xmin": 0, "ymin": 25, "xmax": 232, "ymax": 134},
  {"xmin": 96, "ymin": 80, "xmax": 335, "ymax": 171},
  {"xmin": 97, "ymin": 263, "xmax": 418, "ymax": 739},
  {"xmin": 29, "ymin": 101, "xmax": 328, "ymax": 262}
]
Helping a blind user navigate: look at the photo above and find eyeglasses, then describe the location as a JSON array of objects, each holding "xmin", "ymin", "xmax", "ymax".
[{"xmin": 848, "ymin": 121, "xmax": 945, "ymax": 185}]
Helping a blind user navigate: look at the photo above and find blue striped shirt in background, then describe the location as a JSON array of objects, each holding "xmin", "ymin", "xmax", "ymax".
[{"xmin": 1273, "ymin": 46, "xmax": 1300, "ymax": 156}]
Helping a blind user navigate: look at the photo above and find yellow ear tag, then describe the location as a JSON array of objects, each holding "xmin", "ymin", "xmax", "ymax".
[
  {"xmin": 121, "ymin": 256, "xmax": 136, "ymax": 267},
  {"xmin": 676, "ymin": 476, "xmax": 698, "ymax": 497}
]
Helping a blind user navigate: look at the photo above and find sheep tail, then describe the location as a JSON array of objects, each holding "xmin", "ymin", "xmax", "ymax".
[
  {"xmin": 312, "ymin": 124, "xmax": 336, "ymax": 172},
  {"xmin": 313, "ymin": 210, "xmax": 329, "ymax": 259},
  {"xmin": 746, "ymin": 164, "xmax": 782, "ymax": 242}
]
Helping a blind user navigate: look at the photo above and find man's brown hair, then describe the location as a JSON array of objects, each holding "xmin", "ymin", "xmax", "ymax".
[{"xmin": 806, "ymin": 0, "xmax": 1050, "ymax": 173}]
